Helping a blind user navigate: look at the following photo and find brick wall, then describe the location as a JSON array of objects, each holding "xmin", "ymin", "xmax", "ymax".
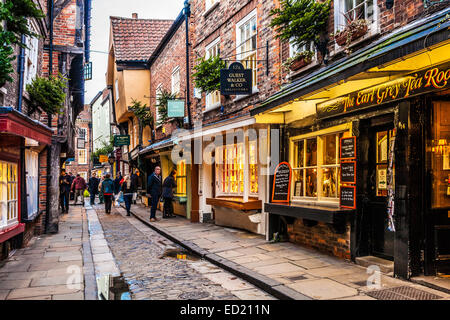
[{"xmin": 287, "ymin": 220, "xmax": 351, "ymax": 260}]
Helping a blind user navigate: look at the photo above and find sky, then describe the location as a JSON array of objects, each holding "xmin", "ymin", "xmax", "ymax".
[{"xmin": 85, "ymin": 0, "xmax": 183, "ymax": 103}]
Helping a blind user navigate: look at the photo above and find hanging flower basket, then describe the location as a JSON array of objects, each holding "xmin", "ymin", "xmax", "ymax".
[{"xmin": 334, "ymin": 19, "xmax": 368, "ymax": 47}]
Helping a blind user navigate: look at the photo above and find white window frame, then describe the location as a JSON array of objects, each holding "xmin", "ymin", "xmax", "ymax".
[
  {"xmin": 205, "ymin": 38, "xmax": 221, "ymax": 111},
  {"xmin": 205, "ymin": 0, "xmax": 219, "ymax": 12},
  {"xmin": 25, "ymin": 150, "xmax": 39, "ymax": 218},
  {"xmin": 236, "ymin": 9, "xmax": 258, "ymax": 93},
  {"xmin": 171, "ymin": 66, "xmax": 180, "ymax": 96},
  {"xmin": 78, "ymin": 128, "xmax": 87, "ymax": 139},
  {"xmin": 334, "ymin": 0, "xmax": 379, "ymax": 48},
  {"xmin": 78, "ymin": 149, "xmax": 87, "ymax": 165},
  {"xmin": 115, "ymin": 79, "xmax": 119, "ymax": 102},
  {"xmin": 24, "ymin": 21, "xmax": 39, "ymax": 87},
  {"xmin": 155, "ymin": 84, "xmax": 163, "ymax": 126},
  {"xmin": 289, "ymin": 124, "xmax": 351, "ymax": 207},
  {"xmin": 289, "ymin": 40, "xmax": 317, "ymax": 64}
]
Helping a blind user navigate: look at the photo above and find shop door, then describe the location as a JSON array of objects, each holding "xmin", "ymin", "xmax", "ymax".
[{"xmin": 368, "ymin": 125, "xmax": 396, "ymax": 259}]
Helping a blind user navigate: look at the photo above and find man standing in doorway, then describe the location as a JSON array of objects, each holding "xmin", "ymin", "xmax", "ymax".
[
  {"xmin": 147, "ymin": 166, "xmax": 162, "ymax": 222},
  {"xmin": 59, "ymin": 169, "xmax": 71, "ymax": 213}
]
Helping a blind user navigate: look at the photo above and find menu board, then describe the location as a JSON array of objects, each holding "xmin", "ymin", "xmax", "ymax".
[
  {"xmin": 340, "ymin": 186, "xmax": 356, "ymax": 209},
  {"xmin": 341, "ymin": 161, "xmax": 356, "ymax": 184},
  {"xmin": 271, "ymin": 162, "xmax": 292, "ymax": 203},
  {"xmin": 340, "ymin": 137, "xmax": 356, "ymax": 160}
]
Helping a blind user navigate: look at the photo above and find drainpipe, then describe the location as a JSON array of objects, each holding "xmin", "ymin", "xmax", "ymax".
[
  {"xmin": 17, "ymin": 35, "xmax": 26, "ymax": 112},
  {"xmin": 184, "ymin": 0, "xmax": 192, "ymax": 129}
]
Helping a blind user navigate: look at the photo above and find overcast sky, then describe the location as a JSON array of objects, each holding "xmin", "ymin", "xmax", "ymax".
[{"xmin": 85, "ymin": 0, "xmax": 183, "ymax": 103}]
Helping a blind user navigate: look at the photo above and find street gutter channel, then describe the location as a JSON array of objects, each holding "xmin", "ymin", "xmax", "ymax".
[{"xmin": 126, "ymin": 206, "xmax": 311, "ymax": 300}]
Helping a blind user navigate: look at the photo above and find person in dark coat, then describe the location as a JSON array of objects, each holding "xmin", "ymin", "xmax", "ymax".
[
  {"xmin": 101, "ymin": 174, "xmax": 114, "ymax": 214},
  {"xmin": 147, "ymin": 166, "xmax": 162, "ymax": 222},
  {"xmin": 88, "ymin": 172, "xmax": 100, "ymax": 205},
  {"xmin": 59, "ymin": 169, "xmax": 71, "ymax": 213},
  {"xmin": 121, "ymin": 174, "xmax": 137, "ymax": 216},
  {"xmin": 162, "ymin": 169, "xmax": 177, "ymax": 218},
  {"xmin": 113, "ymin": 172, "xmax": 123, "ymax": 196},
  {"xmin": 68, "ymin": 171, "xmax": 75, "ymax": 201}
]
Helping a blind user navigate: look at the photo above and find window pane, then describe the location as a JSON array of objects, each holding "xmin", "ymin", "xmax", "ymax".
[
  {"xmin": 323, "ymin": 134, "xmax": 338, "ymax": 165},
  {"xmin": 305, "ymin": 168, "xmax": 317, "ymax": 197},
  {"xmin": 322, "ymin": 167, "xmax": 338, "ymax": 198},
  {"xmin": 293, "ymin": 169, "xmax": 304, "ymax": 197},
  {"xmin": 249, "ymin": 141, "xmax": 258, "ymax": 194},
  {"xmin": 294, "ymin": 140, "xmax": 304, "ymax": 168},
  {"xmin": 306, "ymin": 139, "xmax": 317, "ymax": 167},
  {"xmin": 377, "ymin": 131, "xmax": 388, "ymax": 163}
]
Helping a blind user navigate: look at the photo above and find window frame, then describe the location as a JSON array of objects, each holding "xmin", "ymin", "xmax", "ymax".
[
  {"xmin": 24, "ymin": 20, "xmax": 39, "ymax": 87},
  {"xmin": 205, "ymin": 0, "xmax": 220, "ymax": 12},
  {"xmin": 78, "ymin": 149, "xmax": 87, "ymax": 165},
  {"xmin": 236, "ymin": 9, "xmax": 258, "ymax": 92},
  {"xmin": 205, "ymin": 38, "xmax": 221, "ymax": 111},
  {"xmin": 176, "ymin": 160, "xmax": 187, "ymax": 197},
  {"xmin": 0, "ymin": 161, "xmax": 19, "ymax": 230},
  {"xmin": 289, "ymin": 124, "xmax": 351, "ymax": 206},
  {"xmin": 171, "ymin": 66, "xmax": 181, "ymax": 96},
  {"xmin": 115, "ymin": 79, "xmax": 119, "ymax": 102},
  {"xmin": 155, "ymin": 83, "xmax": 163, "ymax": 126}
]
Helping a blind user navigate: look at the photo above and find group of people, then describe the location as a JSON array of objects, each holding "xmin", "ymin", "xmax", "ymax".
[{"xmin": 59, "ymin": 166, "xmax": 178, "ymax": 222}]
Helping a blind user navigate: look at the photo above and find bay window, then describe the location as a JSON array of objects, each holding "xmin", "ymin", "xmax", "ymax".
[
  {"xmin": 236, "ymin": 9, "xmax": 257, "ymax": 91},
  {"xmin": 0, "ymin": 161, "xmax": 18, "ymax": 230},
  {"xmin": 291, "ymin": 131, "xmax": 346, "ymax": 203}
]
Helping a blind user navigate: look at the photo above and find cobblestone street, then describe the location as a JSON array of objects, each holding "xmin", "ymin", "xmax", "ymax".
[{"xmin": 92, "ymin": 204, "xmax": 274, "ymax": 300}]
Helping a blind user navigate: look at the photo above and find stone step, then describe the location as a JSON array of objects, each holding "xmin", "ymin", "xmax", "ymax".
[{"xmin": 355, "ymin": 256, "xmax": 394, "ymax": 274}]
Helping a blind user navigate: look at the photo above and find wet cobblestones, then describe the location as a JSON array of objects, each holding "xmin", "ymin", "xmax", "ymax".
[{"xmin": 94, "ymin": 205, "xmax": 242, "ymax": 300}]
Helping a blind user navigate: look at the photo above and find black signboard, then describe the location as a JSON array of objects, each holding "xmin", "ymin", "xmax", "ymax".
[
  {"xmin": 271, "ymin": 162, "xmax": 292, "ymax": 203},
  {"xmin": 341, "ymin": 161, "xmax": 356, "ymax": 184},
  {"xmin": 340, "ymin": 136, "xmax": 356, "ymax": 160},
  {"xmin": 220, "ymin": 62, "xmax": 253, "ymax": 96},
  {"xmin": 340, "ymin": 185, "xmax": 356, "ymax": 209},
  {"xmin": 317, "ymin": 61, "xmax": 450, "ymax": 119},
  {"xmin": 114, "ymin": 135, "xmax": 130, "ymax": 146}
]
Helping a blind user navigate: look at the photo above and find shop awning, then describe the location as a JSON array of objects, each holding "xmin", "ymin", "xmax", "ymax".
[
  {"xmin": 251, "ymin": 7, "xmax": 450, "ymax": 116},
  {"xmin": 0, "ymin": 107, "xmax": 53, "ymax": 145}
]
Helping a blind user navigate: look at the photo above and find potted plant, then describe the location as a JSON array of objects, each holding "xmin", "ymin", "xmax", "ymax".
[
  {"xmin": 270, "ymin": 0, "xmax": 331, "ymax": 65},
  {"xmin": 192, "ymin": 55, "xmax": 227, "ymax": 94},
  {"xmin": 283, "ymin": 50, "xmax": 315, "ymax": 72},
  {"xmin": 333, "ymin": 12, "xmax": 369, "ymax": 48}
]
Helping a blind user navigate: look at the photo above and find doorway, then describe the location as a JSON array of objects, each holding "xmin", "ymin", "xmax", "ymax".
[{"xmin": 367, "ymin": 124, "xmax": 396, "ymax": 260}]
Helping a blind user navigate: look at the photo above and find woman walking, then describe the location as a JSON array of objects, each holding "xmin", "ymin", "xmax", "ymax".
[
  {"xmin": 162, "ymin": 169, "xmax": 177, "ymax": 218},
  {"xmin": 121, "ymin": 174, "xmax": 137, "ymax": 216},
  {"xmin": 101, "ymin": 174, "xmax": 114, "ymax": 214}
]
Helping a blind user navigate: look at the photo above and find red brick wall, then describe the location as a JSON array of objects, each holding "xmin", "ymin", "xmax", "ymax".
[{"xmin": 287, "ymin": 220, "xmax": 351, "ymax": 260}]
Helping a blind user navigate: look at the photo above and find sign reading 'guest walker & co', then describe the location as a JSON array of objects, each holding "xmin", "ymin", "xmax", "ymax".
[
  {"xmin": 317, "ymin": 61, "xmax": 450, "ymax": 119},
  {"xmin": 220, "ymin": 62, "xmax": 252, "ymax": 95},
  {"xmin": 271, "ymin": 162, "xmax": 292, "ymax": 203}
]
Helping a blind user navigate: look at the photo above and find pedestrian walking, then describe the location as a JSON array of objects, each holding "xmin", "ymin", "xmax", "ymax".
[
  {"xmin": 72, "ymin": 174, "xmax": 87, "ymax": 205},
  {"xmin": 121, "ymin": 174, "xmax": 137, "ymax": 216},
  {"xmin": 147, "ymin": 166, "xmax": 162, "ymax": 222},
  {"xmin": 162, "ymin": 169, "xmax": 177, "ymax": 218},
  {"xmin": 98, "ymin": 175, "xmax": 105, "ymax": 204},
  {"xmin": 114, "ymin": 172, "xmax": 123, "ymax": 196},
  {"xmin": 59, "ymin": 169, "xmax": 71, "ymax": 213},
  {"xmin": 88, "ymin": 172, "xmax": 100, "ymax": 205},
  {"xmin": 101, "ymin": 174, "xmax": 114, "ymax": 214}
]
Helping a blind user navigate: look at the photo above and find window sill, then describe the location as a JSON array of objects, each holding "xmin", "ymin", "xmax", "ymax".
[
  {"xmin": 206, "ymin": 196, "xmax": 262, "ymax": 211},
  {"xmin": 287, "ymin": 59, "xmax": 320, "ymax": 80},
  {"xmin": 203, "ymin": 1, "xmax": 220, "ymax": 18},
  {"xmin": 330, "ymin": 26, "xmax": 380, "ymax": 57},
  {"xmin": 205, "ymin": 102, "xmax": 221, "ymax": 112},
  {"xmin": 233, "ymin": 88, "xmax": 259, "ymax": 103}
]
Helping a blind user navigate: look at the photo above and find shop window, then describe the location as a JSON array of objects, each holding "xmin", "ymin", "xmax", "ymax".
[
  {"xmin": 236, "ymin": 10, "xmax": 257, "ymax": 91},
  {"xmin": 215, "ymin": 142, "xmax": 258, "ymax": 196},
  {"xmin": 176, "ymin": 160, "xmax": 187, "ymax": 196},
  {"xmin": 0, "ymin": 161, "xmax": 18, "ymax": 229},
  {"xmin": 430, "ymin": 101, "xmax": 450, "ymax": 208},
  {"xmin": 291, "ymin": 132, "xmax": 344, "ymax": 202},
  {"xmin": 25, "ymin": 150, "xmax": 39, "ymax": 218},
  {"xmin": 205, "ymin": 38, "xmax": 221, "ymax": 111},
  {"xmin": 375, "ymin": 129, "xmax": 396, "ymax": 197}
]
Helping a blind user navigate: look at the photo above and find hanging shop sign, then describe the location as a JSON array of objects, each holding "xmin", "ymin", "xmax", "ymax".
[
  {"xmin": 340, "ymin": 185, "xmax": 356, "ymax": 209},
  {"xmin": 220, "ymin": 62, "xmax": 252, "ymax": 95},
  {"xmin": 167, "ymin": 100, "xmax": 185, "ymax": 118},
  {"xmin": 271, "ymin": 162, "xmax": 292, "ymax": 203},
  {"xmin": 317, "ymin": 61, "xmax": 450, "ymax": 119},
  {"xmin": 340, "ymin": 136, "xmax": 356, "ymax": 160},
  {"xmin": 341, "ymin": 161, "xmax": 356, "ymax": 184},
  {"xmin": 113, "ymin": 135, "xmax": 130, "ymax": 146},
  {"xmin": 99, "ymin": 155, "xmax": 108, "ymax": 163}
]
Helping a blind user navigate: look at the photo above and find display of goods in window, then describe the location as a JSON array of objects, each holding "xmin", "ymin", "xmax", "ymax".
[{"xmin": 334, "ymin": 20, "xmax": 368, "ymax": 47}]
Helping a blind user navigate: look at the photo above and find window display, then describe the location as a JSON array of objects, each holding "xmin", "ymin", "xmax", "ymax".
[
  {"xmin": 176, "ymin": 160, "xmax": 187, "ymax": 196},
  {"xmin": 0, "ymin": 161, "xmax": 18, "ymax": 229}
]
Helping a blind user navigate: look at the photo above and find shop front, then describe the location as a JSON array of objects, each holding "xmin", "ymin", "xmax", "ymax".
[
  {"xmin": 252, "ymin": 12, "xmax": 450, "ymax": 278},
  {"xmin": 0, "ymin": 107, "xmax": 52, "ymax": 254}
]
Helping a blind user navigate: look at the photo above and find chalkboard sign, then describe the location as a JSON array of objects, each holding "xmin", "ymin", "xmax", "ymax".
[
  {"xmin": 340, "ymin": 185, "xmax": 356, "ymax": 209},
  {"xmin": 271, "ymin": 162, "xmax": 292, "ymax": 203},
  {"xmin": 340, "ymin": 136, "xmax": 356, "ymax": 160},
  {"xmin": 341, "ymin": 161, "xmax": 356, "ymax": 184}
]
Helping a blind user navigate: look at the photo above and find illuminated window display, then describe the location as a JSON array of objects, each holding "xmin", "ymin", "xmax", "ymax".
[
  {"xmin": 176, "ymin": 160, "xmax": 187, "ymax": 196},
  {"xmin": 0, "ymin": 161, "xmax": 18, "ymax": 229}
]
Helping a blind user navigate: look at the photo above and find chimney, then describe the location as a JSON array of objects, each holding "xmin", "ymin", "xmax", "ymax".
[{"xmin": 132, "ymin": 13, "xmax": 138, "ymax": 19}]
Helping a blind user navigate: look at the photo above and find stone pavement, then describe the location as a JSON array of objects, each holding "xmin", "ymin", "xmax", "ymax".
[
  {"xmin": 128, "ymin": 203, "xmax": 450, "ymax": 300},
  {"xmin": 92, "ymin": 203, "xmax": 274, "ymax": 300},
  {"xmin": 0, "ymin": 206, "xmax": 95, "ymax": 300}
]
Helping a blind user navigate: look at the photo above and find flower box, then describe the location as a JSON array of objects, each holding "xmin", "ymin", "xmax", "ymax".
[
  {"xmin": 289, "ymin": 56, "xmax": 313, "ymax": 71},
  {"xmin": 335, "ymin": 20, "xmax": 368, "ymax": 47}
]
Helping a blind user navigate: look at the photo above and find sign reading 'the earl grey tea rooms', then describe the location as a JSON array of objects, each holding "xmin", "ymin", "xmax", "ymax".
[{"xmin": 220, "ymin": 62, "xmax": 252, "ymax": 96}]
